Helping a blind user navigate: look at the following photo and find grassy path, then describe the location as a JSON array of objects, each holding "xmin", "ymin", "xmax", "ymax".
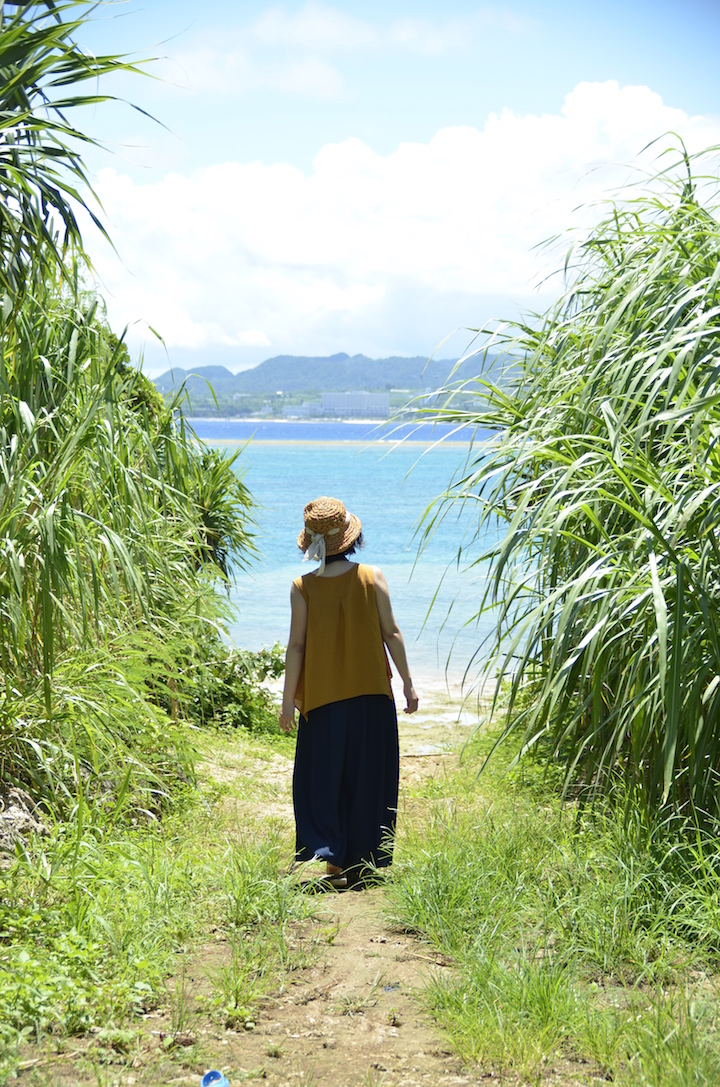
[
  {"xmin": 13, "ymin": 691, "xmax": 492, "ymax": 1087},
  {"xmin": 162, "ymin": 873, "xmax": 476, "ymax": 1087},
  {"xmin": 18, "ymin": 682, "xmax": 720, "ymax": 1086},
  {"xmin": 175, "ymin": 714, "xmax": 487, "ymax": 1086}
]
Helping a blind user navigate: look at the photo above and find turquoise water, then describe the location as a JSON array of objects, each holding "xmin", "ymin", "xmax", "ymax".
[
  {"xmin": 189, "ymin": 418, "xmax": 478, "ymax": 443},
  {"xmin": 192, "ymin": 420, "xmax": 497, "ymax": 686}
]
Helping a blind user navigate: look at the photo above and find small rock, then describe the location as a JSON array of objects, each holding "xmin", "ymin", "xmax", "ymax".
[{"xmin": 0, "ymin": 787, "xmax": 48, "ymax": 852}]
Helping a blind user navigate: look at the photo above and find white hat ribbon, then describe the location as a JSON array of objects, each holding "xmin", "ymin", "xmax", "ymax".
[{"xmin": 302, "ymin": 530, "xmax": 327, "ymax": 574}]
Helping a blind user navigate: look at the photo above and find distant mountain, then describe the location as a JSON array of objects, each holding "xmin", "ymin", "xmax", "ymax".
[{"xmin": 153, "ymin": 352, "xmax": 494, "ymax": 398}]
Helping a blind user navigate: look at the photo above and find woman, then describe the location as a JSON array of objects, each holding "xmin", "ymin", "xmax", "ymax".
[{"xmin": 279, "ymin": 496, "xmax": 418, "ymax": 888}]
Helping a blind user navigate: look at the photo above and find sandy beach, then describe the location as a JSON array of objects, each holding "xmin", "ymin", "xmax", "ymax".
[{"xmin": 392, "ymin": 669, "xmax": 494, "ymax": 755}]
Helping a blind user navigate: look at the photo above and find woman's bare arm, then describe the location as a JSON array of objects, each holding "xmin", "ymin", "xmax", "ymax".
[
  {"xmin": 373, "ymin": 567, "xmax": 419, "ymax": 714},
  {"xmin": 279, "ymin": 582, "xmax": 308, "ymax": 732}
]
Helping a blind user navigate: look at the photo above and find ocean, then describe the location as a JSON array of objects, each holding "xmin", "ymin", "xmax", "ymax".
[{"xmin": 192, "ymin": 418, "xmax": 498, "ymax": 700}]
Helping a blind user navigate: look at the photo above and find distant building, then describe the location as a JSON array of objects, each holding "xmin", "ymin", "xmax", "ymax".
[
  {"xmin": 283, "ymin": 393, "xmax": 390, "ymax": 418},
  {"xmin": 283, "ymin": 401, "xmax": 322, "ymax": 418},
  {"xmin": 320, "ymin": 392, "xmax": 390, "ymax": 418}
]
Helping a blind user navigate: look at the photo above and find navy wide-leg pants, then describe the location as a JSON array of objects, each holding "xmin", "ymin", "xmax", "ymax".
[{"xmin": 293, "ymin": 694, "xmax": 399, "ymax": 872}]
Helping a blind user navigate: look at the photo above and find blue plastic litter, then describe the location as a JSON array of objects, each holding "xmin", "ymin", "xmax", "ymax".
[{"xmin": 201, "ymin": 1072, "xmax": 229, "ymax": 1087}]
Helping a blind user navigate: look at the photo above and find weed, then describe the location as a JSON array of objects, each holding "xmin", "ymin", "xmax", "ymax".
[
  {"xmin": 164, "ymin": 961, "xmax": 200, "ymax": 1037},
  {"xmin": 0, "ymin": 759, "xmax": 310, "ymax": 1082},
  {"xmin": 388, "ymin": 720, "xmax": 720, "ymax": 1083},
  {"xmin": 361, "ymin": 1067, "xmax": 388, "ymax": 1086},
  {"xmin": 337, "ymin": 971, "xmax": 384, "ymax": 1017}
]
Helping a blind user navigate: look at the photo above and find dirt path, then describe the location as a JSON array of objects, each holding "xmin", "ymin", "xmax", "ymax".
[
  {"xmin": 18, "ymin": 685, "xmax": 489, "ymax": 1086},
  {"xmin": 186, "ymin": 684, "xmax": 485, "ymax": 1086},
  {"xmin": 190, "ymin": 880, "xmax": 480, "ymax": 1087}
]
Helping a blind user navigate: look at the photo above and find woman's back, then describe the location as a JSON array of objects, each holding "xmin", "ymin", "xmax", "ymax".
[{"xmin": 293, "ymin": 563, "xmax": 392, "ymax": 716}]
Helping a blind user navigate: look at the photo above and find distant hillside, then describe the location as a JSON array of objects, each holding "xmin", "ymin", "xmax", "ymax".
[
  {"xmin": 152, "ymin": 352, "xmax": 500, "ymax": 417},
  {"xmin": 154, "ymin": 352, "xmax": 495, "ymax": 397}
]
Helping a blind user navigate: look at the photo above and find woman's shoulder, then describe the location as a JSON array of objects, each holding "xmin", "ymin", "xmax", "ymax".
[{"xmin": 357, "ymin": 563, "xmax": 385, "ymax": 586}]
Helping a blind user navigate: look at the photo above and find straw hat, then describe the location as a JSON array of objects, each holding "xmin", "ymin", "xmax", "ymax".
[{"xmin": 297, "ymin": 496, "xmax": 362, "ymax": 557}]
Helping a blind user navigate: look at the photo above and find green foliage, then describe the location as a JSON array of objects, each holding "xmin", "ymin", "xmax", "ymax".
[
  {"xmin": 426, "ymin": 148, "xmax": 720, "ymax": 814},
  {"xmin": 0, "ymin": 2, "xmax": 263, "ymax": 818},
  {"xmin": 190, "ymin": 445, "xmax": 255, "ymax": 579},
  {"xmin": 389, "ymin": 725, "xmax": 720, "ymax": 1083},
  {"xmin": 190, "ymin": 643, "xmax": 285, "ymax": 736},
  {"xmin": 0, "ymin": 791, "xmax": 311, "ymax": 1081},
  {"xmin": 0, "ymin": 7, "xmax": 292, "ymax": 1081},
  {"xmin": 0, "ymin": 819, "xmax": 205, "ymax": 1071},
  {"xmin": 0, "ymin": 1, "xmax": 147, "ymax": 300},
  {"xmin": 2, "ymin": 637, "xmax": 196, "ymax": 816},
  {"xmin": 0, "ymin": 2, "xmax": 267, "ymax": 819},
  {"xmin": 0, "ymin": 273, "xmax": 258, "ymax": 814}
]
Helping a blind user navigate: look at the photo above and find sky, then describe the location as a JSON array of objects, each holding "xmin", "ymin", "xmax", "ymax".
[{"xmin": 72, "ymin": 0, "xmax": 720, "ymax": 375}]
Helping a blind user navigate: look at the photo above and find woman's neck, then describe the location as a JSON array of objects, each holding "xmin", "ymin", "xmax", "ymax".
[
  {"xmin": 325, "ymin": 554, "xmax": 344, "ymax": 564},
  {"xmin": 316, "ymin": 558, "xmax": 355, "ymax": 578}
]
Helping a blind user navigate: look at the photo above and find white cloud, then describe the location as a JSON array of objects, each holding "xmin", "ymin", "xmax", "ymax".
[
  {"xmin": 169, "ymin": 43, "xmax": 343, "ymax": 99},
  {"xmin": 253, "ymin": 2, "xmax": 378, "ymax": 51},
  {"xmin": 253, "ymin": 2, "xmax": 530, "ymax": 54},
  {"xmin": 167, "ymin": 3, "xmax": 530, "ymax": 100},
  {"xmin": 235, "ymin": 329, "xmax": 273, "ymax": 347},
  {"xmin": 90, "ymin": 82, "xmax": 720, "ymax": 369},
  {"xmin": 386, "ymin": 9, "xmax": 531, "ymax": 55}
]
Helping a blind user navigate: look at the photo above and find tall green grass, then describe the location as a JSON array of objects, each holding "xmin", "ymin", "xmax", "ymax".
[
  {"xmin": 0, "ymin": 3, "xmax": 260, "ymax": 815},
  {"xmin": 390, "ymin": 726, "xmax": 720, "ymax": 1084},
  {"xmin": 424, "ymin": 148, "xmax": 720, "ymax": 815},
  {"xmin": 0, "ymin": 9, "xmax": 291, "ymax": 1081},
  {"xmin": 0, "ymin": 275, "xmax": 258, "ymax": 813},
  {"xmin": 0, "ymin": 0, "xmax": 146, "ymax": 299}
]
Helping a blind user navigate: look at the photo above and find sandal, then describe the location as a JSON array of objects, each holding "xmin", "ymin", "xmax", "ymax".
[{"xmin": 301, "ymin": 872, "xmax": 348, "ymax": 892}]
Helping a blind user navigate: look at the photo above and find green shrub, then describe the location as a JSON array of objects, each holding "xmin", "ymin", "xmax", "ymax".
[
  {"xmin": 426, "ymin": 148, "xmax": 720, "ymax": 815},
  {"xmin": 190, "ymin": 643, "xmax": 285, "ymax": 736}
]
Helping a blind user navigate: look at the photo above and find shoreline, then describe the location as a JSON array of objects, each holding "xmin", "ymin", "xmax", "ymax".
[
  {"xmin": 202, "ymin": 436, "xmax": 472, "ymax": 446},
  {"xmin": 264, "ymin": 667, "xmax": 496, "ymax": 756},
  {"xmin": 187, "ymin": 416, "xmax": 477, "ymax": 446},
  {"xmin": 187, "ymin": 415, "xmax": 397, "ymax": 424}
]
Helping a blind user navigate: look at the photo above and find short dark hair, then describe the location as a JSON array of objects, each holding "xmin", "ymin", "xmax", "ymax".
[
  {"xmin": 340, "ymin": 531, "xmax": 364, "ymax": 556},
  {"xmin": 325, "ymin": 532, "xmax": 364, "ymax": 562}
]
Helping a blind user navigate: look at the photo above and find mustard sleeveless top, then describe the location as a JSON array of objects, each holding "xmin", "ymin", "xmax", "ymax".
[{"xmin": 293, "ymin": 563, "xmax": 393, "ymax": 717}]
